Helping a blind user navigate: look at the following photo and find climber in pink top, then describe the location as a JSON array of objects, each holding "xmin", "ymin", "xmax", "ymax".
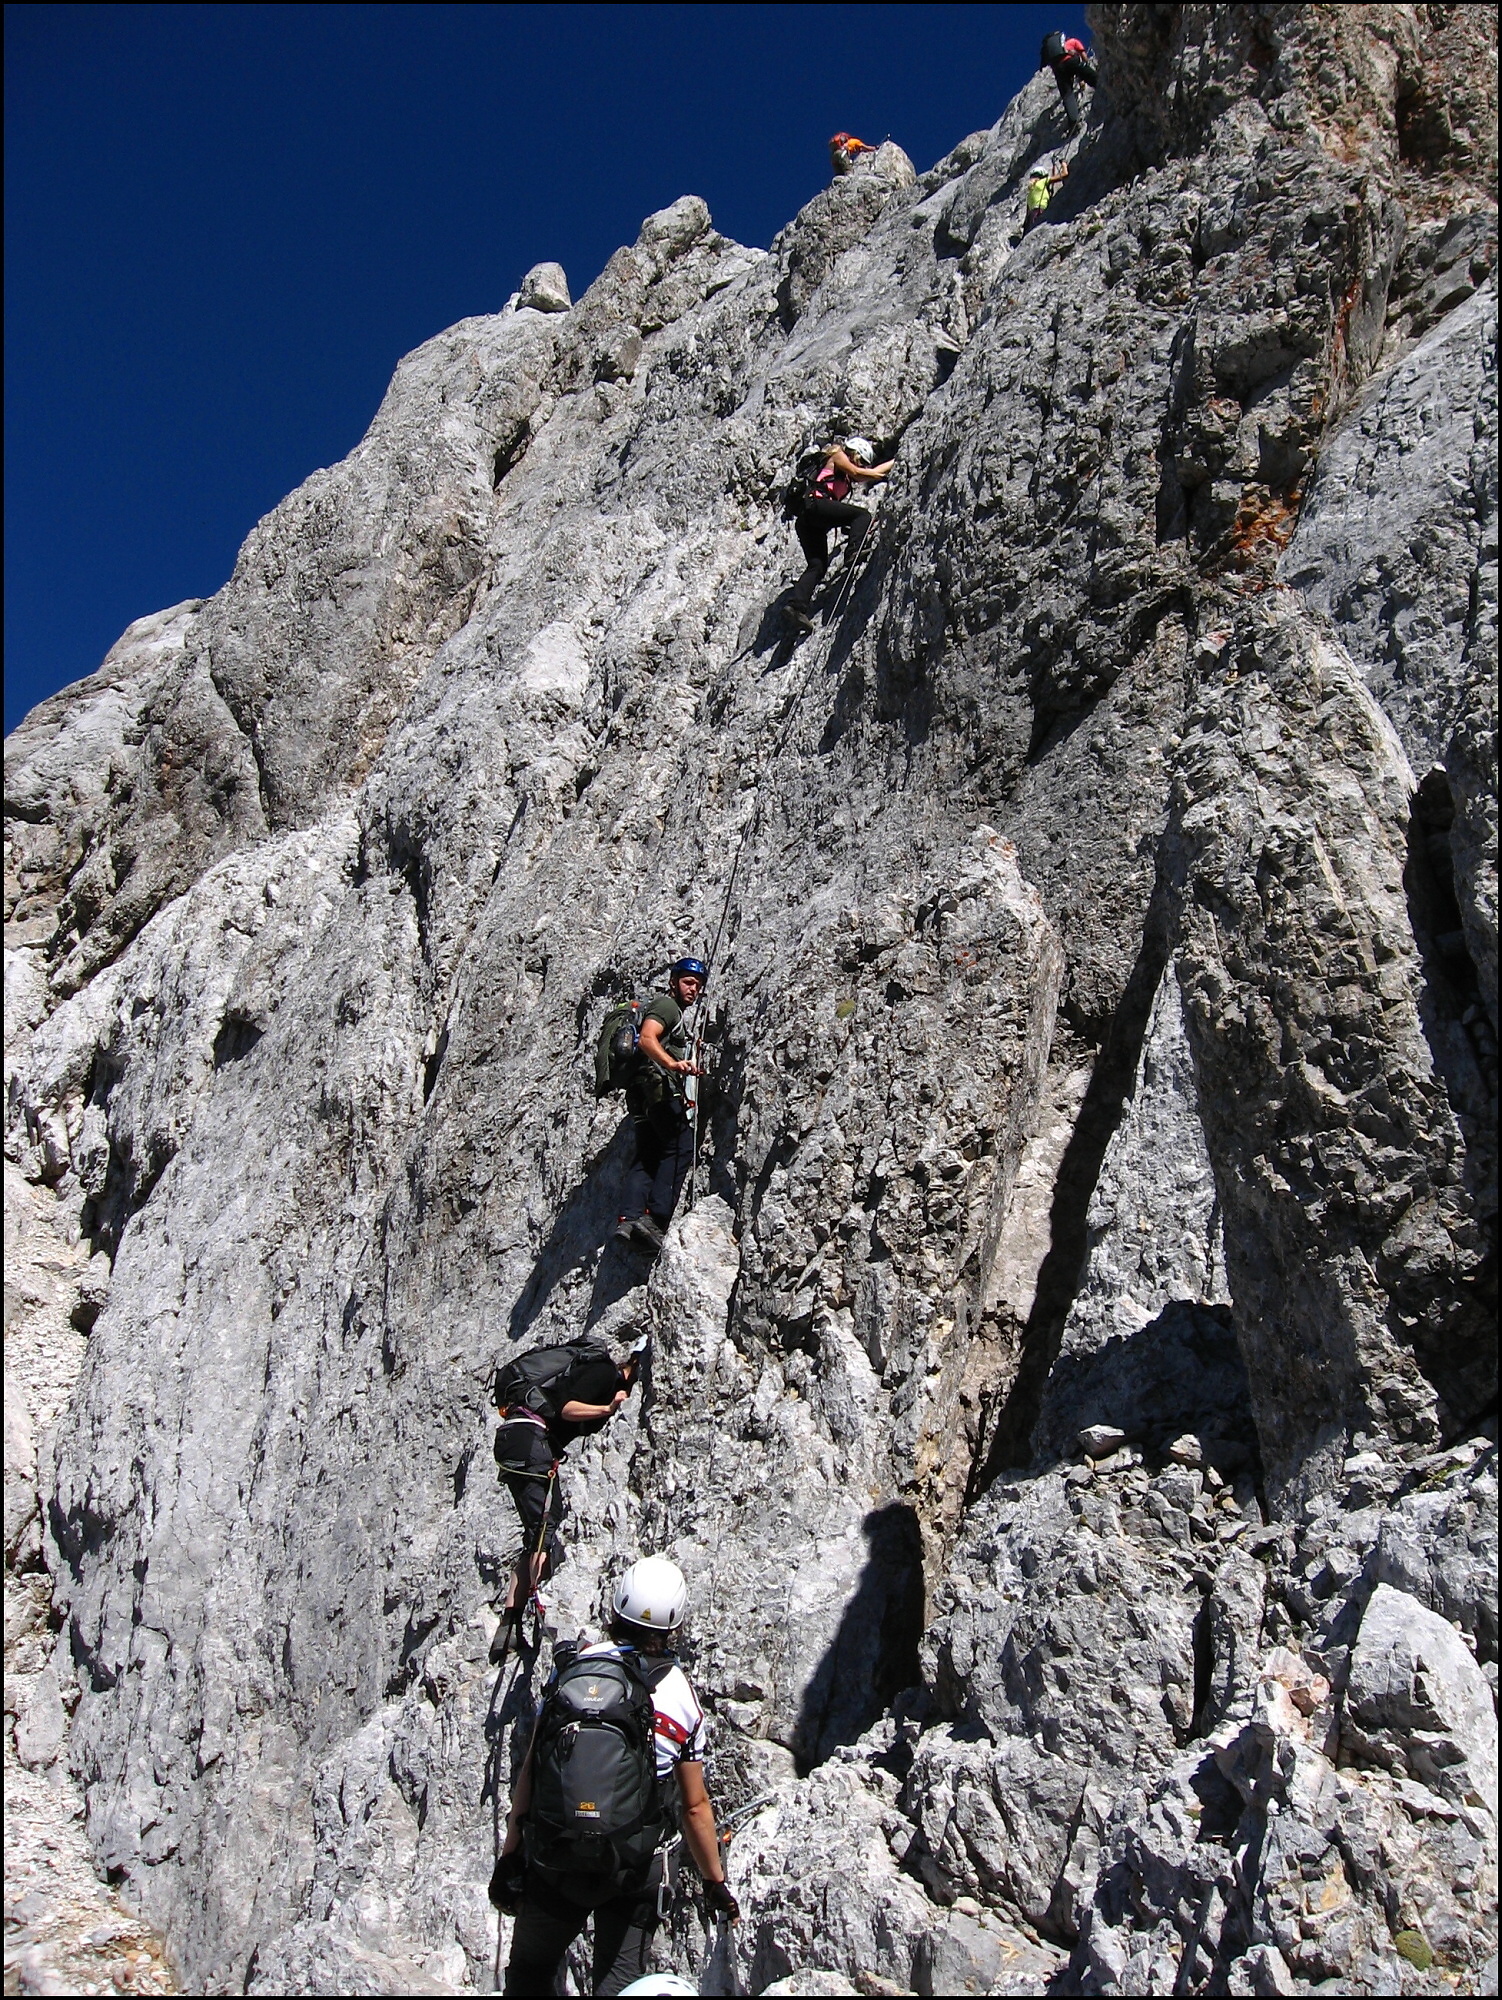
[{"xmin": 784, "ymin": 436, "xmax": 894, "ymax": 633}]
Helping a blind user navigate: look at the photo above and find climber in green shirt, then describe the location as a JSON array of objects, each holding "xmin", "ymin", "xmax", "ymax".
[
  {"xmin": 615, "ymin": 958, "xmax": 706, "ymax": 1253},
  {"xmin": 1024, "ymin": 158, "xmax": 1069, "ymax": 233}
]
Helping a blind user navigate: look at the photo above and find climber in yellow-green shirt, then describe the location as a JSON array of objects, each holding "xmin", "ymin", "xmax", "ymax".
[{"xmin": 1024, "ymin": 158, "xmax": 1069, "ymax": 233}]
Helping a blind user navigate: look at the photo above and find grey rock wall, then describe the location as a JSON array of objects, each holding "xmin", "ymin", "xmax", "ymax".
[{"xmin": 4, "ymin": 5, "xmax": 1496, "ymax": 1994}]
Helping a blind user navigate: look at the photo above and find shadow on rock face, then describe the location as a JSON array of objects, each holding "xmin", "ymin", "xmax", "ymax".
[
  {"xmin": 505, "ymin": 1120, "xmax": 641, "ymax": 1346},
  {"xmin": 1033, "ymin": 1299, "xmax": 1262, "ymax": 1474},
  {"xmin": 971, "ymin": 897, "xmax": 1174, "ymax": 1492},
  {"xmin": 794, "ymin": 1503, "xmax": 924, "ymax": 1774},
  {"xmin": 1398, "ymin": 768, "xmax": 1498, "ymax": 1432}
]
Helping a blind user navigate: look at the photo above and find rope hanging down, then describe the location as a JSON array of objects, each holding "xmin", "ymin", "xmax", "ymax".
[{"xmin": 685, "ymin": 513, "xmax": 883, "ymax": 1209}]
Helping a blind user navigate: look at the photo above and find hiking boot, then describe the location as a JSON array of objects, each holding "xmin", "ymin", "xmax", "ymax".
[
  {"xmin": 783, "ymin": 605, "xmax": 815, "ymax": 635},
  {"xmin": 630, "ymin": 1213, "xmax": 667, "ymax": 1253}
]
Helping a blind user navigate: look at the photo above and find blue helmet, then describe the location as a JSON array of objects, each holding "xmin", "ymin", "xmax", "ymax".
[{"xmin": 670, "ymin": 957, "xmax": 708, "ymax": 981}]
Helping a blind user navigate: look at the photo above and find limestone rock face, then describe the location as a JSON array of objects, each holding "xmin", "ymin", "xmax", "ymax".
[{"xmin": 4, "ymin": 5, "xmax": 1497, "ymax": 1996}]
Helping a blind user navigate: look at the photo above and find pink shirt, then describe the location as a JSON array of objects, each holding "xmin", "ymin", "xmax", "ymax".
[{"xmin": 813, "ymin": 460, "xmax": 853, "ymax": 502}]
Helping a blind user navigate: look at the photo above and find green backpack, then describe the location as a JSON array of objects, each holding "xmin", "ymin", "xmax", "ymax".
[{"xmin": 593, "ymin": 1000, "xmax": 644, "ymax": 1098}]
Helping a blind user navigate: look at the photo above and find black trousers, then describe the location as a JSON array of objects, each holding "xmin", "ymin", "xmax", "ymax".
[
  {"xmin": 791, "ymin": 496, "xmax": 870, "ymax": 610},
  {"xmin": 624, "ymin": 1098, "xmax": 695, "ymax": 1224},
  {"xmin": 503, "ymin": 1858, "xmax": 663, "ymax": 1996},
  {"xmin": 1051, "ymin": 55, "xmax": 1097, "ymax": 125},
  {"xmin": 495, "ymin": 1420, "xmax": 565, "ymax": 1579}
]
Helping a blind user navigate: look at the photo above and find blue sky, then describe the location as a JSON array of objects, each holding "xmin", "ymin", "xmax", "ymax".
[{"xmin": 5, "ymin": 2, "xmax": 1086, "ymax": 731}]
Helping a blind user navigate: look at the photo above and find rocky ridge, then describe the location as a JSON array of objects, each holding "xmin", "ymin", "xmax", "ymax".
[{"xmin": 4, "ymin": 6, "xmax": 1497, "ymax": 1994}]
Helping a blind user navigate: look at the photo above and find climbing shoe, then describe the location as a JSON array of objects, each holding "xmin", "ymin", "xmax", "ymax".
[
  {"xmin": 630, "ymin": 1214, "xmax": 667, "ymax": 1253},
  {"xmin": 783, "ymin": 605, "xmax": 815, "ymax": 634},
  {"xmin": 614, "ymin": 1214, "xmax": 638, "ymax": 1241}
]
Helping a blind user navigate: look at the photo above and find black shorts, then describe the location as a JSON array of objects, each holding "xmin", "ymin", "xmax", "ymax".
[{"xmin": 494, "ymin": 1418, "xmax": 564, "ymax": 1564}]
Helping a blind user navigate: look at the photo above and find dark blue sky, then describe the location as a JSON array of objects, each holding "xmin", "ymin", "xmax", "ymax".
[{"xmin": 5, "ymin": 2, "xmax": 1085, "ymax": 732}]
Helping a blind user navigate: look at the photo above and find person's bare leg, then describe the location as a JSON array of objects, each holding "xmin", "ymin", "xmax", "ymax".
[{"xmin": 503, "ymin": 1545, "xmax": 546, "ymax": 1618}]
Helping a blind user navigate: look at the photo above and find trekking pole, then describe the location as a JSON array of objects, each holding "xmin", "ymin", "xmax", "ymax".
[
  {"xmin": 483, "ymin": 1621, "xmax": 527, "ymax": 1990},
  {"xmin": 687, "ymin": 952, "xmax": 719, "ymax": 1213},
  {"xmin": 502, "ymin": 1888, "xmax": 516, "ymax": 2000},
  {"xmin": 686, "ymin": 1025, "xmax": 703, "ymax": 1213},
  {"xmin": 526, "ymin": 1463, "xmax": 559, "ymax": 1639},
  {"xmin": 717, "ymin": 1791, "xmax": 780, "ymax": 1844}
]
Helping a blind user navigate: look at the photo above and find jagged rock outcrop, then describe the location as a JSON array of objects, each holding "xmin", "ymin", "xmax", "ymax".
[{"xmin": 5, "ymin": 6, "xmax": 1496, "ymax": 1994}]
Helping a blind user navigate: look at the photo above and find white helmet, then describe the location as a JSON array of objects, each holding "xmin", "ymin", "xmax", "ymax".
[
  {"xmin": 843, "ymin": 435, "xmax": 875, "ymax": 465},
  {"xmin": 617, "ymin": 1977, "xmax": 699, "ymax": 1997},
  {"xmin": 613, "ymin": 1556, "xmax": 688, "ymax": 1631}
]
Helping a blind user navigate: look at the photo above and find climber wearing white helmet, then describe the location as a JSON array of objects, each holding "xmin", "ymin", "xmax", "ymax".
[
  {"xmin": 1023, "ymin": 157, "xmax": 1069, "ymax": 233},
  {"xmin": 493, "ymin": 1556, "xmax": 739, "ymax": 1995},
  {"xmin": 783, "ymin": 433, "xmax": 894, "ymax": 633}
]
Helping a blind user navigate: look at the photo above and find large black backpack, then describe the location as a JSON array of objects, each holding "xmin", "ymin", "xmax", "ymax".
[
  {"xmin": 493, "ymin": 1337, "xmax": 610, "ymax": 1420},
  {"xmin": 781, "ymin": 448, "xmax": 829, "ymax": 520},
  {"xmin": 524, "ymin": 1648, "xmax": 676, "ymax": 1898},
  {"xmin": 1041, "ymin": 29, "xmax": 1068, "ymax": 66}
]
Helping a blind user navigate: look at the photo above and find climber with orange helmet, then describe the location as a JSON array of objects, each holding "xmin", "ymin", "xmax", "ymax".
[{"xmin": 829, "ymin": 131, "xmax": 877, "ymax": 176}]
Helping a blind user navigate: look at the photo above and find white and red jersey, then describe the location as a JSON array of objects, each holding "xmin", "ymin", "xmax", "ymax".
[{"xmin": 578, "ymin": 1642, "xmax": 707, "ymax": 1777}]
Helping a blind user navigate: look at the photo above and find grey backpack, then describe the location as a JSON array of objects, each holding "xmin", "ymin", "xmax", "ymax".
[{"xmin": 524, "ymin": 1648, "xmax": 675, "ymax": 1898}]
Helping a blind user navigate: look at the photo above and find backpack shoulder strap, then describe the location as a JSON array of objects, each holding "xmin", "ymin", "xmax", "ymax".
[{"xmin": 635, "ymin": 1653, "xmax": 696, "ymax": 1750}]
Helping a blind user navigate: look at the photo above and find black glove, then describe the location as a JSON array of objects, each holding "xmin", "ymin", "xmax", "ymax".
[
  {"xmin": 704, "ymin": 1878, "xmax": 740, "ymax": 1923},
  {"xmin": 489, "ymin": 1849, "xmax": 527, "ymax": 1914}
]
